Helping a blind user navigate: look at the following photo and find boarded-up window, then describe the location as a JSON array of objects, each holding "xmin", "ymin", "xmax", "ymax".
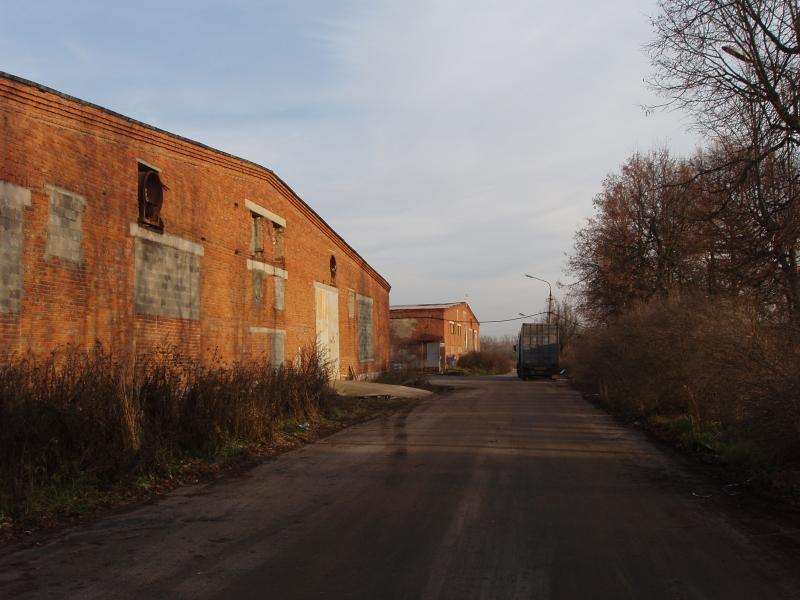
[
  {"xmin": 252, "ymin": 270, "xmax": 264, "ymax": 305},
  {"xmin": 357, "ymin": 294, "xmax": 374, "ymax": 362},
  {"xmin": 133, "ymin": 237, "xmax": 200, "ymax": 320},
  {"xmin": 272, "ymin": 223, "xmax": 285, "ymax": 261},
  {"xmin": 45, "ymin": 187, "xmax": 85, "ymax": 264},
  {"xmin": 272, "ymin": 330, "xmax": 286, "ymax": 365},
  {"xmin": 250, "ymin": 327, "xmax": 286, "ymax": 366},
  {"xmin": 0, "ymin": 181, "xmax": 31, "ymax": 314},
  {"xmin": 251, "ymin": 214, "xmax": 266, "ymax": 257},
  {"xmin": 274, "ymin": 277, "xmax": 285, "ymax": 311}
]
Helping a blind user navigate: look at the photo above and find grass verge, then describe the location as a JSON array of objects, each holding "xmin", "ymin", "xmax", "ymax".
[
  {"xmin": 1, "ymin": 392, "xmax": 421, "ymax": 543},
  {"xmin": 0, "ymin": 345, "xmax": 430, "ymax": 541}
]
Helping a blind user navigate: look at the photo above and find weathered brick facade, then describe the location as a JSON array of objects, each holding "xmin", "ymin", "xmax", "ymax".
[
  {"xmin": 0, "ymin": 73, "xmax": 390, "ymax": 377},
  {"xmin": 390, "ymin": 302, "xmax": 479, "ymax": 371}
]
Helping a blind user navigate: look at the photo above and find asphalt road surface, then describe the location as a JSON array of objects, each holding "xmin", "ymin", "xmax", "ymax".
[{"xmin": 2, "ymin": 376, "xmax": 800, "ymax": 599}]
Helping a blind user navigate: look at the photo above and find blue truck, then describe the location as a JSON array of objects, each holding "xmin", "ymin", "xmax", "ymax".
[{"xmin": 516, "ymin": 322, "xmax": 559, "ymax": 379}]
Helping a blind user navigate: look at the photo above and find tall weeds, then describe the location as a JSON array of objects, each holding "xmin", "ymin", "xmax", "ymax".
[
  {"xmin": 0, "ymin": 345, "xmax": 331, "ymax": 521},
  {"xmin": 565, "ymin": 295, "xmax": 800, "ymax": 472}
]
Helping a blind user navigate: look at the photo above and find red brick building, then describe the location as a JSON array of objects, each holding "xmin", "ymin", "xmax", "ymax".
[
  {"xmin": 390, "ymin": 302, "xmax": 479, "ymax": 371},
  {"xmin": 0, "ymin": 72, "xmax": 389, "ymax": 377}
]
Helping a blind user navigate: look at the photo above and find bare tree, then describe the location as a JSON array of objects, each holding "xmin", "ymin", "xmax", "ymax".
[
  {"xmin": 649, "ymin": 0, "xmax": 800, "ymax": 153},
  {"xmin": 553, "ymin": 297, "xmax": 581, "ymax": 351},
  {"xmin": 568, "ymin": 149, "xmax": 707, "ymax": 321},
  {"xmin": 693, "ymin": 141, "xmax": 800, "ymax": 318},
  {"xmin": 570, "ymin": 143, "xmax": 800, "ymax": 322}
]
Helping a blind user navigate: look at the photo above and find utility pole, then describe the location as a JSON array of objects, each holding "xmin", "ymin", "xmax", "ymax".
[{"xmin": 524, "ymin": 274, "xmax": 553, "ymax": 324}]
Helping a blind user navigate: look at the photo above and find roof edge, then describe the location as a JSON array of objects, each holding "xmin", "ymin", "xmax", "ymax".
[
  {"xmin": 390, "ymin": 301, "xmax": 478, "ymax": 322},
  {"xmin": 0, "ymin": 71, "xmax": 390, "ymax": 292}
]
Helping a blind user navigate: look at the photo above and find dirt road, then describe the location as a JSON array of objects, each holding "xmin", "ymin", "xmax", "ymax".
[{"xmin": 2, "ymin": 376, "xmax": 799, "ymax": 599}]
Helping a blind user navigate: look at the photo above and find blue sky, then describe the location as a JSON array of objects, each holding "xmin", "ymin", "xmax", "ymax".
[{"xmin": 0, "ymin": 0, "xmax": 699, "ymax": 336}]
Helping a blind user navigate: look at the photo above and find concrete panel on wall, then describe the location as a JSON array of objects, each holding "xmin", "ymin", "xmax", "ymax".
[
  {"xmin": 272, "ymin": 330, "xmax": 285, "ymax": 365},
  {"xmin": 247, "ymin": 259, "xmax": 287, "ymax": 311},
  {"xmin": 250, "ymin": 326, "xmax": 285, "ymax": 365},
  {"xmin": 45, "ymin": 186, "xmax": 86, "ymax": 263},
  {"xmin": 132, "ymin": 225, "xmax": 202, "ymax": 320},
  {"xmin": 357, "ymin": 293, "xmax": 374, "ymax": 362},
  {"xmin": 0, "ymin": 181, "xmax": 32, "ymax": 314},
  {"xmin": 252, "ymin": 270, "xmax": 264, "ymax": 305},
  {"xmin": 274, "ymin": 277, "xmax": 284, "ymax": 311}
]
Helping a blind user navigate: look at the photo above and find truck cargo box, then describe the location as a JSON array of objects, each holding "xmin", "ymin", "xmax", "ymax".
[{"xmin": 517, "ymin": 323, "xmax": 559, "ymax": 379}]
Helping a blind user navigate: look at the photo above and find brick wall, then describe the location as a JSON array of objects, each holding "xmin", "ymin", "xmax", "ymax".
[
  {"xmin": 390, "ymin": 302, "xmax": 479, "ymax": 369},
  {"xmin": 0, "ymin": 73, "xmax": 390, "ymax": 377}
]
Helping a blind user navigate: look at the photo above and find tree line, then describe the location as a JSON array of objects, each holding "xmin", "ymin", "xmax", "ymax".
[
  {"xmin": 570, "ymin": 0, "xmax": 800, "ymax": 325},
  {"xmin": 564, "ymin": 0, "xmax": 800, "ymax": 487}
]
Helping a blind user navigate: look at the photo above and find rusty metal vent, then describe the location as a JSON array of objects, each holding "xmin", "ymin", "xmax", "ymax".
[{"xmin": 138, "ymin": 164, "xmax": 164, "ymax": 231}]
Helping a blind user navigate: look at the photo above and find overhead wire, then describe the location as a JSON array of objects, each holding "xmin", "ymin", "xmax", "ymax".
[{"xmin": 388, "ymin": 311, "xmax": 554, "ymax": 325}]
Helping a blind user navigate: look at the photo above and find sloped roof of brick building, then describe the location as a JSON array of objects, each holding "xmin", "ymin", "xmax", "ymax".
[
  {"xmin": 390, "ymin": 303, "xmax": 462, "ymax": 310},
  {"xmin": 0, "ymin": 71, "xmax": 389, "ymax": 291}
]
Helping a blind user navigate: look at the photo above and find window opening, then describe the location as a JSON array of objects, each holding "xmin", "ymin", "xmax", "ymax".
[
  {"xmin": 251, "ymin": 213, "xmax": 266, "ymax": 257},
  {"xmin": 137, "ymin": 163, "xmax": 164, "ymax": 231},
  {"xmin": 272, "ymin": 223, "xmax": 285, "ymax": 262}
]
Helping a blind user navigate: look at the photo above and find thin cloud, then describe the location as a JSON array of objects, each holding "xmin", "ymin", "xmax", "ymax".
[{"xmin": 0, "ymin": 0, "xmax": 700, "ymax": 334}]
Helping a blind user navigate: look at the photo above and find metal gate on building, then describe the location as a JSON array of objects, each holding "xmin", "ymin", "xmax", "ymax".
[
  {"xmin": 314, "ymin": 282, "xmax": 340, "ymax": 379},
  {"xmin": 425, "ymin": 342, "xmax": 440, "ymax": 371}
]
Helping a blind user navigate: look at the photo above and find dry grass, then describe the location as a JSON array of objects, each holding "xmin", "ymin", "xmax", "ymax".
[
  {"xmin": 0, "ymin": 345, "xmax": 332, "ymax": 525},
  {"xmin": 565, "ymin": 295, "xmax": 800, "ymax": 487},
  {"xmin": 373, "ymin": 365, "xmax": 431, "ymax": 388}
]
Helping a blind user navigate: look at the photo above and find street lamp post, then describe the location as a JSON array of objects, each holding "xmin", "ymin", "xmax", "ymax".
[{"xmin": 524, "ymin": 274, "xmax": 554, "ymax": 324}]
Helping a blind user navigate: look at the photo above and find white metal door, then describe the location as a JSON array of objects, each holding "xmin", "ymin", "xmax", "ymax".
[{"xmin": 315, "ymin": 283, "xmax": 340, "ymax": 378}]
